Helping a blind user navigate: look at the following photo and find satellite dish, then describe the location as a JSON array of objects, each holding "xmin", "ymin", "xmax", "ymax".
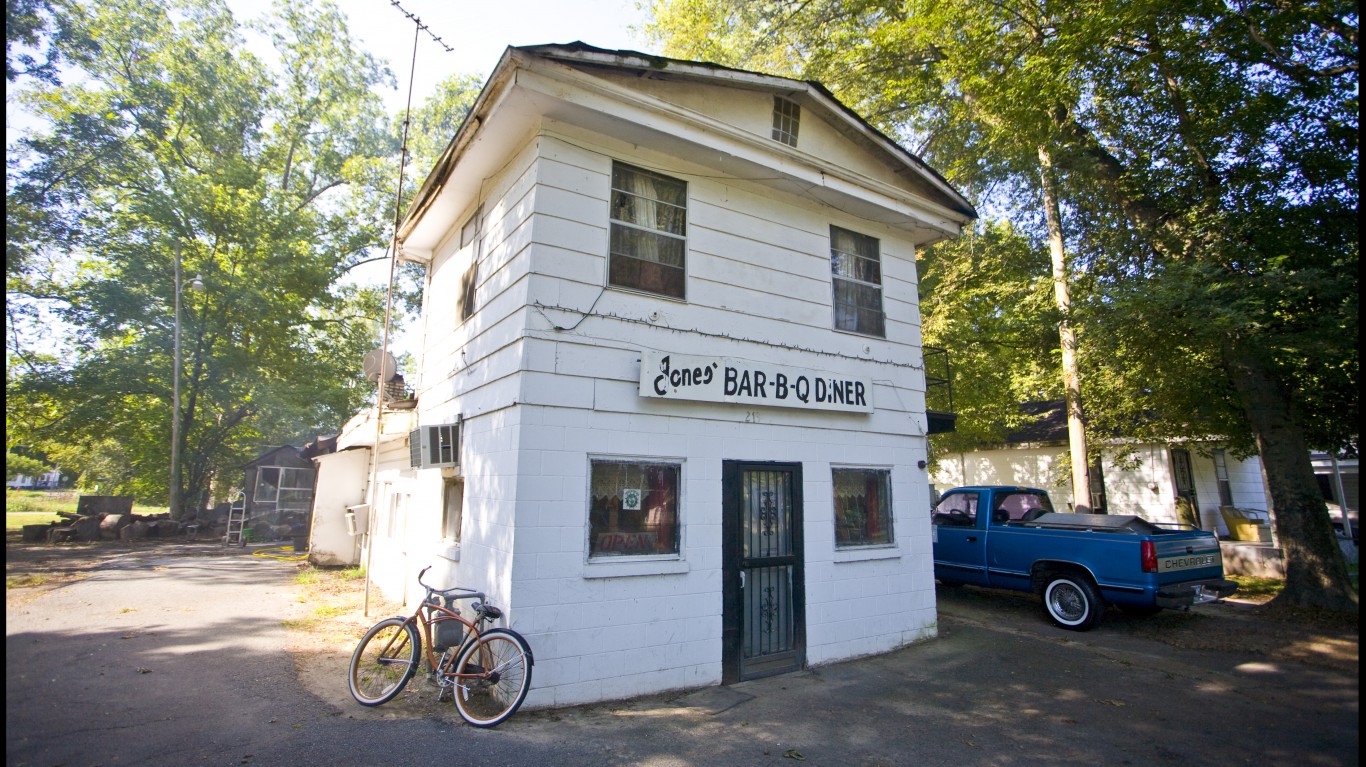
[{"xmin": 362, "ymin": 349, "xmax": 398, "ymax": 383}]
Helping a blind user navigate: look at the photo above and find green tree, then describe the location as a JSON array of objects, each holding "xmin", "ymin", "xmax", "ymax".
[
  {"xmin": 6, "ymin": 451, "xmax": 47, "ymax": 482},
  {"xmin": 7, "ymin": 0, "xmax": 395, "ymax": 515},
  {"xmin": 918, "ymin": 221, "xmax": 1060, "ymax": 455},
  {"xmin": 646, "ymin": 0, "xmax": 1358, "ymax": 611}
]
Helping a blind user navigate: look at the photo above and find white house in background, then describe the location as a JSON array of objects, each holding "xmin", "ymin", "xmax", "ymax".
[
  {"xmin": 326, "ymin": 42, "xmax": 976, "ymax": 708},
  {"xmin": 6, "ymin": 467, "xmax": 65, "ymax": 490},
  {"xmin": 929, "ymin": 401, "xmax": 1271, "ymax": 537}
]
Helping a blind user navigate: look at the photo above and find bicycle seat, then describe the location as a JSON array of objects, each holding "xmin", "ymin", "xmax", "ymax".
[{"xmin": 480, "ymin": 604, "xmax": 503, "ymax": 620}]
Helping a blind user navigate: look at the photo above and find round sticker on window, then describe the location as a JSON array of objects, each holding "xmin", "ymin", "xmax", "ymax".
[{"xmin": 622, "ymin": 489, "xmax": 641, "ymax": 510}]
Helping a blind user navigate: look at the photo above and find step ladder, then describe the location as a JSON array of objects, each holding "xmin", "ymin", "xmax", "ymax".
[{"xmin": 224, "ymin": 492, "xmax": 248, "ymax": 547}]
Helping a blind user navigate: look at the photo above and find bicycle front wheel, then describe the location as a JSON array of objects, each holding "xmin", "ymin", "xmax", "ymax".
[
  {"xmin": 451, "ymin": 628, "xmax": 533, "ymax": 727},
  {"xmin": 348, "ymin": 617, "xmax": 420, "ymax": 706}
]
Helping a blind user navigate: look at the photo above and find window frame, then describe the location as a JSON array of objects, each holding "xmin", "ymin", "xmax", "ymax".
[
  {"xmin": 442, "ymin": 477, "xmax": 463, "ymax": 544},
  {"xmin": 253, "ymin": 466, "xmax": 313, "ymax": 507},
  {"xmin": 586, "ymin": 456, "xmax": 684, "ymax": 561},
  {"xmin": 829, "ymin": 225, "xmax": 886, "ymax": 337},
  {"xmin": 831, "ymin": 467, "xmax": 895, "ymax": 549},
  {"xmin": 608, "ymin": 161, "xmax": 688, "ymax": 300},
  {"xmin": 772, "ymin": 95, "xmax": 801, "ymax": 147},
  {"xmin": 1213, "ymin": 449, "xmax": 1234, "ymax": 507},
  {"xmin": 457, "ymin": 206, "xmax": 483, "ymax": 323}
]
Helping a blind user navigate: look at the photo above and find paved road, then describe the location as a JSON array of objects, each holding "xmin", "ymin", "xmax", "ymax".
[{"xmin": 6, "ymin": 549, "xmax": 1359, "ymax": 766}]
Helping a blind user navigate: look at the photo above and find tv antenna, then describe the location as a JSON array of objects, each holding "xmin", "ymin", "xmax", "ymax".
[{"xmin": 388, "ymin": 0, "xmax": 454, "ymax": 52}]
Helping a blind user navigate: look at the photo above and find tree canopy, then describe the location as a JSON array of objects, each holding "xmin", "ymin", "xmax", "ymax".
[
  {"xmin": 645, "ymin": 0, "xmax": 1358, "ymax": 610},
  {"xmin": 6, "ymin": 0, "xmax": 401, "ymax": 512}
]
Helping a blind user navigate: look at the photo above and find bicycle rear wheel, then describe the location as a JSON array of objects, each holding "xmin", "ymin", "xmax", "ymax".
[
  {"xmin": 348, "ymin": 617, "xmax": 420, "ymax": 706},
  {"xmin": 451, "ymin": 628, "xmax": 533, "ymax": 727}
]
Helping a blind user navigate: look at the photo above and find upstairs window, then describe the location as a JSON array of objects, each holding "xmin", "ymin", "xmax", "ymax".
[
  {"xmin": 457, "ymin": 207, "xmax": 482, "ymax": 322},
  {"xmin": 772, "ymin": 96, "xmax": 800, "ymax": 147},
  {"xmin": 609, "ymin": 162, "xmax": 687, "ymax": 299},
  {"xmin": 830, "ymin": 226, "xmax": 885, "ymax": 337}
]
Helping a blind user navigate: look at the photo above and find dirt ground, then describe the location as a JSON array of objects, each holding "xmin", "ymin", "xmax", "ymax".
[{"xmin": 6, "ymin": 533, "xmax": 1359, "ymax": 723}]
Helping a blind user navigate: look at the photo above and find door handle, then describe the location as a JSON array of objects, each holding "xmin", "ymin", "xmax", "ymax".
[
  {"xmin": 966, "ymin": 536, "xmax": 978, "ymax": 542},
  {"xmin": 740, "ymin": 571, "xmax": 746, "ymax": 589}
]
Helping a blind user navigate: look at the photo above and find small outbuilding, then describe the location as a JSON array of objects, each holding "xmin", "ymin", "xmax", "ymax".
[{"xmin": 241, "ymin": 445, "xmax": 316, "ymax": 542}]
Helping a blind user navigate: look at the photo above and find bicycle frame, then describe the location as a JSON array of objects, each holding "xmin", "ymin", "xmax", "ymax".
[{"xmin": 409, "ymin": 596, "xmax": 487, "ymax": 682}]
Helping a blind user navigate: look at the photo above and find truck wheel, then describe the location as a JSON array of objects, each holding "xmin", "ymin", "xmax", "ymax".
[{"xmin": 1043, "ymin": 574, "xmax": 1105, "ymax": 631}]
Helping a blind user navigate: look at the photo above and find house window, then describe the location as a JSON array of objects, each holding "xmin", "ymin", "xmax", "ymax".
[
  {"xmin": 830, "ymin": 226, "xmax": 885, "ymax": 337},
  {"xmin": 385, "ymin": 488, "xmax": 408, "ymax": 539},
  {"xmin": 1088, "ymin": 459, "xmax": 1108, "ymax": 512},
  {"xmin": 833, "ymin": 468, "xmax": 894, "ymax": 547},
  {"xmin": 772, "ymin": 96, "xmax": 800, "ymax": 146},
  {"xmin": 442, "ymin": 478, "xmax": 463, "ymax": 543},
  {"xmin": 457, "ymin": 207, "xmax": 482, "ymax": 322},
  {"xmin": 254, "ymin": 466, "xmax": 313, "ymax": 510},
  {"xmin": 1213, "ymin": 449, "xmax": 1234, "ymax": 507},
  {"xmin": 609, "ymin": 162, "xmax": 687, "ymax": 299},
  {"xmin": 588, "ymin": 459, "xmax": 681, "ymax": 558}
]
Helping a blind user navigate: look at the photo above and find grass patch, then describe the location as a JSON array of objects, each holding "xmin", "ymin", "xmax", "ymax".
[
  {"xmin": 313, "ymin": 604, "xmax": 346, "ymax": 618},
  {"xmin": 295, "ymin": 569, "xmax": 321, "ymax": 586},
  {"xmin": 6, "ymin": 511, "xmax": 63, "ymax": 530},
  {"xmin": 339, "ymin": 566, "xmax": 365, "ymax": 580},
  {"xmin": 1229, "ymin": 574, "xmax": 1285, "ymax": 599},
  {"xmin": 7, "ymin": 573, "xmax": 49, "ymax": 588}
]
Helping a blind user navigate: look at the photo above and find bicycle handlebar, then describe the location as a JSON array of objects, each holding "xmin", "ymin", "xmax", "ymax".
[{"xmin": 416, "ymin": 565, "xmax": 485, "ymax": 602}]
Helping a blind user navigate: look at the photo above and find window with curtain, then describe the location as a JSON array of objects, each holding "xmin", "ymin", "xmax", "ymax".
[
  {"xmin": 588, "ymin": 459, "xmax": 681, "ymax": 557},
  {"xmin": 609, "ymin": 162, "xmax": 687, "ymax": 299},
  {"xmin": 832, "ymin": 468, "xmax": 893, "ymax": 547},
  {"xmin": 830, "ymin": 226, "xmax": 885, "ymax": 337}
]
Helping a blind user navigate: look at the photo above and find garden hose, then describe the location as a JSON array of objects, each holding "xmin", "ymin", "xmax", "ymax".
[{"xmin": 252, "ymin": 545, "xmax": 308, "ymax": 561}]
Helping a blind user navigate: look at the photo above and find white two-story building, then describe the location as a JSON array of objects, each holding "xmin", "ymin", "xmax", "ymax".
[{"xmin": 314, "ymin": 42, "xmax": 976, "ymax": 708}]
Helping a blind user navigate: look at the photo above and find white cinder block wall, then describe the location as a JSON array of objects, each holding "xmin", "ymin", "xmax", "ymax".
[{"xmin": 492, "ymin": 129, "xmax": 939, "ymax": 708}]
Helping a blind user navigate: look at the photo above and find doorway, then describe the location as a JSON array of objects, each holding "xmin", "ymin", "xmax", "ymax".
[
  {"xmin": 722, "ymin": 461, "xmax": 806, "ymax": 683},
  {"xmin": 1171, "ymin": 448, "xmax": 1200, "ymax": 528}
]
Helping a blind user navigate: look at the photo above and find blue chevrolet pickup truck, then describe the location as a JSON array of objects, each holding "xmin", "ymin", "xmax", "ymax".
[{"xmin": 932, "ymin": 486, "xmax": 1238, "ymax": 630}]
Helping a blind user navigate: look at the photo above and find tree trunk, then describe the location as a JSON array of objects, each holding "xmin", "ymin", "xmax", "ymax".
[
  {"xmin": 1222, "ymin": 343, "xmax": 1358, "ymax": 612},
  {"xmin": 1039, "ymin": 146, "xmax": 1092, "ymax": 512}
]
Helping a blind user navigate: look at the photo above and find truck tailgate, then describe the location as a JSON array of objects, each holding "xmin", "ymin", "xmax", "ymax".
[{"xmin": 1151, "ymin": 532, "xmax": 1225, "ymax": 584}]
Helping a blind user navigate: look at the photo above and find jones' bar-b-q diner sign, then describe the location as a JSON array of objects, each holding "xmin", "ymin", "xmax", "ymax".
[{"xmin": 639, "ymin": 351, "xmax": 874, "ymax": 413}]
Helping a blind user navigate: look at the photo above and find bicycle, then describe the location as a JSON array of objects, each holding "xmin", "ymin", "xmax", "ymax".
[{"xmin": 347, "ymin": 566, "xmax": 534, "ymax": 727}]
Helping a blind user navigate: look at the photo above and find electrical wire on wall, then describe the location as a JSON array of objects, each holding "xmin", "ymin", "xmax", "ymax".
[{"xmin": 364, "ymin": 1, "xmax": 450, "ymax": 617}]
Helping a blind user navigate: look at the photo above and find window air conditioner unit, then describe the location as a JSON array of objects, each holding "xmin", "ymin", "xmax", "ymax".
[{"xmin": 410, "ymin": 419, "xmax": 460, "ymax": 469}]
